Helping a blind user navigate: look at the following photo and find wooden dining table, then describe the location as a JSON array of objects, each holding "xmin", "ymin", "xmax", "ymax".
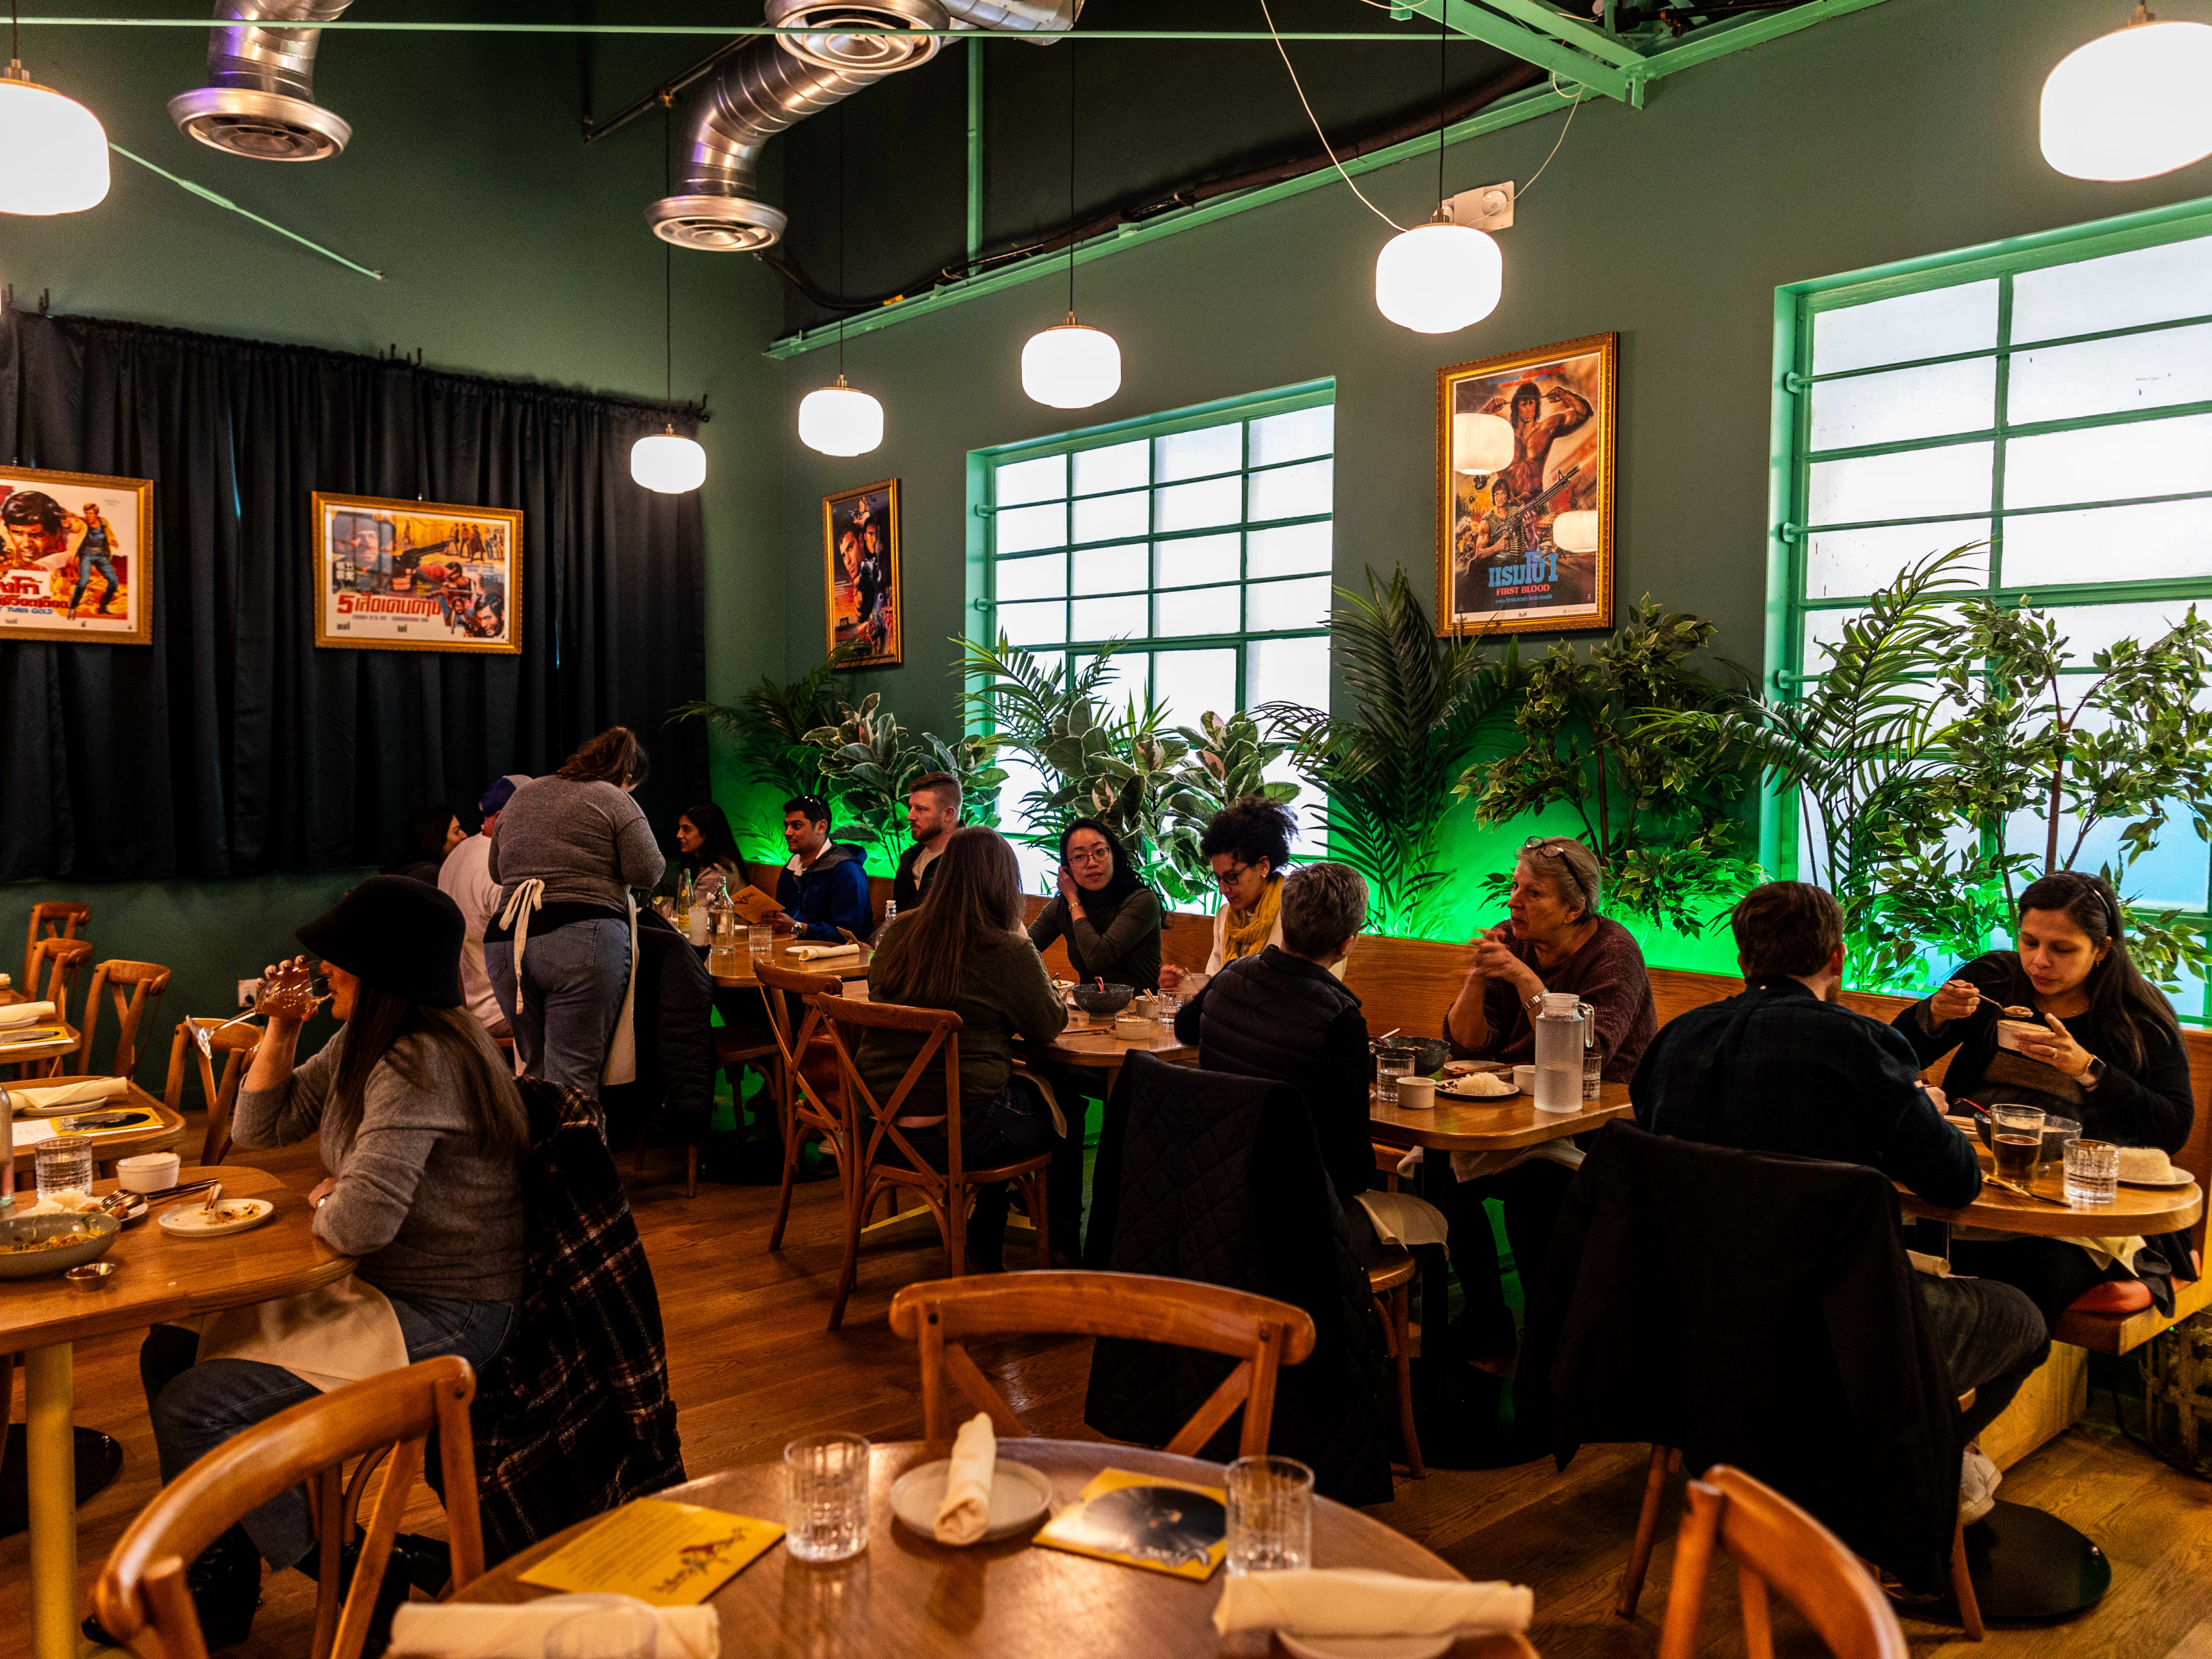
[
  {"xmin": 452, "ymin": 1437, "xmax": 1536, "ymax": 1658},
  {"xmin": 8, "ymin": 1082, "xmax": 188, "ymax": 1177},
  {"xmin": 1, "ymin": 1019, "xmax": 82, "ymax": 1080},
  {"xmin": 709, "ymin": 939, "xmax": 873, "ymax": 990},
  {"xmin": 1, "ymin": 1162, "xmax": 352, "ymax": 1659}
]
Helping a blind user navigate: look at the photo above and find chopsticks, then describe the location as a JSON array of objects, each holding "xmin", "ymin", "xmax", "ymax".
[
  {"xmin": 1984, "ymin": 1175, "xmax": 2070, "ymax": 1206},
  {"xmin": 127, "ymin": 1178, "xmax": 220, "ymax": 1205}
]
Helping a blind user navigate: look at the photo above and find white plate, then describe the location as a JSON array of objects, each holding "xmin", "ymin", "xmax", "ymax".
[
  {"xmin": 1436, "ymin": 1078, "xmax": 1517, "ymax": 1100},
  {"xmin": 2119, "ymin": 1174, "xmax": 2195, "ymax": 1190},
  {"xmin": 889, "ymin": 1457, "xmax": 1054, "ymax": 1542},
  {"xmin": 1278, "ymin": 1633, "xmax": 1456, "ymax": 1659},
  {"xmin": 158, "ymin": 1197, "xmax": 275, "ymax": 1237}
]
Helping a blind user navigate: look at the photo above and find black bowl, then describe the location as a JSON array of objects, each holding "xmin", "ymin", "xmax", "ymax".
[
  {"xmin": 1070, "ymin": 982, "xmax": 1135, "ymax": 1016},
  {"xmin": 1378, "ymin": 1037, "xmax": 1451, "ymax": 1077}
]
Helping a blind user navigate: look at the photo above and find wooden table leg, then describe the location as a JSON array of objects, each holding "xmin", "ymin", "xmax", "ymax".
[{"xmin": 25, "ymin": 1342, "xmax": 77, "ymax": 1659}]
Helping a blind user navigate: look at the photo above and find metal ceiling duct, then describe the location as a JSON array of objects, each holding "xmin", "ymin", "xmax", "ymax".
[
  {"xmin": 649, "ymin": 0, "xmax": 1081, "ymax": 253},
  {"xmin": 168, "ymin": 0, "xmax": 355, "ymax": 162}
]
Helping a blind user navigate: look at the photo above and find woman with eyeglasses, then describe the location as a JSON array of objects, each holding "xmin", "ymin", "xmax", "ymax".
[
  {"xmin": 1158, "ymin": 796, "xmax": 1308, "ymax": 998},
  {"xmin": 1441, "ymin": 835, "xmax": 1657, "ymax": 1366},
  {"xmin": 1028, "ymin": 817, "xmax": 1162, "ymax": 992}
]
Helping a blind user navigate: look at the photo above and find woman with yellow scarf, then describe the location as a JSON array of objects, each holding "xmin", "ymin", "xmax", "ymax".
[{"xmin": 1160, "ymin": 797, "xmax": 1315, "ymax": 997}]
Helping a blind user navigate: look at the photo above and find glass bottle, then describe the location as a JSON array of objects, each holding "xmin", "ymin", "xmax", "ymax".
[
  {"xmin": 872, "ymin": 899, "xmax": 898, "ymax": 947},
  {"xmin": 706, "ymin": 888, "xmax": 741, "ymax": 978},
  {"xmin": 675, "ymin": 868, "xmax": 694, "ymax": 930}
]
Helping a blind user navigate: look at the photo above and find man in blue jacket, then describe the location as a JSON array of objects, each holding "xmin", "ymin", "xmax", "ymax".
[{"xmin": 774, "ymin": 795, "xmax": 873, "ymax": 942}]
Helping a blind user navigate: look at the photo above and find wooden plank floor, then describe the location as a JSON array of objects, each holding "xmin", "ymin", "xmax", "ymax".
[{"xmin": 4, "ymin": 1134, "xmax": 2207, "ymax": 1659}]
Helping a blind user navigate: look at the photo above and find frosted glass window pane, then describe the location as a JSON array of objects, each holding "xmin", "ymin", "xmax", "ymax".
[
  {"xmin": 1076, "ymin": 651, "xmax": 1149, "ymax": 718},
  {"xmin": 1808, "ymin": 441, "xmax": 1993, "ymax": 524},
  {"xmin": 1248, "ymin": 521, "xmax": 1333, "ymax": 577},
  {"xmin": 1811, "ymin": 281, "xmax": 1997, "ymax": 376},
  {"xmin": 1249, "ymin": 459, "xmax": 1333, "ymax": 523},
  {"xmin": 1073, "ymin": 488, "xmax": 1148, "ymax": 544},
  {"xmin": 1247, "ymin": 635, "xmax": 1331, "ymax": 712},
  {"xmin": 2009, "ymin": 322, "xmax": 2212, "ymax": 425},
  {"xmin": 1153, "ymin": 647, "xmax": 1238, "ymax": 726},
  {"xmin": 1247, "ymin": 575, "xmax": 1333, "ymax": 633},
  {"xmin": 997, "ymin": 501, "xmax": 1066, "ymax": 554},
  {"xmin": 1073, "ymin": 439, "xmax": 1148, "ymax": 497},
  {"xmin": 2012, "ymin": 234, "xmax": 2212, "ymax": 343},
  {"xmin": 1071, "ymin": 542, "xmax": 1146, "ymax": 595},
  {"xmin": 2002, "ymin": 499, "xmax": 2212, "ymax": 586},
  {"xmin": 1154, "ymin": 533, "xmax": 1240, "ymax": 589},
  {"xmin": 1155, "ymin": 422, "xmax": 1241, "ymax": 482},
  {"xmin": 1155, "ymin": 475, "xmax": 1241, "ymax": 532},
  {"xmin": 997, "ymin": 599, "xmax": 1065, "ymax": 647},
  {"xmin": 1806, "ymin": 522, "xmax": 1989, "ymax": 599},
  {"xmin": 995, "ymin": 552, "xmax": 1065, "ymax": 603},
  {"xmin": 1809, "ymin": 358, "xmax": 1995, "ymax": 451},
  {"xmin": 2041, "ymin": 600, "xmax": 2205, "ymax": 658},
  {"xmin": 1250, "ymin": 405, "xmax": 1334, "ymax": 466},
  {"xmin": 1156, "ymin": 584, "xmax": 1240, "ymax": 637},
  {"xmin": 2007, "ymin": 802, "xmax": 2210, "ymax": 911},
  {"xmin": 2004, "ymin": 412, "xmax": 2212, "ymax": 510},
  {"xmin": 995, "ymin": 453, "xmax": 1066, "ymax": 507},
  {"xmin": 1071, "ymin": 593, "xmax": 1147, "ymax": 640}
]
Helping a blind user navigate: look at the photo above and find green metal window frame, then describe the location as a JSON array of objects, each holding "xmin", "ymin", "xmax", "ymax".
[
  {"xmin": 967, "ymin": 378, "xmax": 1337, "ymax": 718},
  {"xmin": 1766, "ymin": 194, "xmax": 2212, "ymax": 1003}
]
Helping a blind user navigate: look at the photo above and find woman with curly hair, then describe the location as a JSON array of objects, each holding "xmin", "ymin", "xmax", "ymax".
[{"xmin": 1158, "ymin": 796, "xmax": 1304, "ymax": 998}]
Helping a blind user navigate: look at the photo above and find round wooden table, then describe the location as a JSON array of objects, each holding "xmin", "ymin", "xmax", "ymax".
[
  {"xmin": 7, "ymin": 1083, "xmax": 188, "ymax": 1176},
  {"xmin": 709, "ymin": 940, "xmax": 873, "ymax": 990},
  {"xmin": 456, "ymin": 1438, "xmax": 1534, "ymax": 1658},
  {"xmin": 1896, "ymin": 1168, "xmax": 2203, "ymax": 1236}
]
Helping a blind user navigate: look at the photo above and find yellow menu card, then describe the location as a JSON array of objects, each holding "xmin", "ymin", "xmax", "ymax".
[
  {"xmin": 520, "ymin": 1499, "xmax": 783, "ymax": 1606},
  {"xmin": 1031, "ymin": 1468, "xmax": 1228, "ymax": 1582}
]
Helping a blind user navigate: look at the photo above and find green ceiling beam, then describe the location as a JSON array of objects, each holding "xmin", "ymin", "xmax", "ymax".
[
  {"xmin": 1402, "ymin": 0, "xmax": 1634, "ymax": 101},
  {"xmin": 1471, "ymin": 0, "xmax": 1650, "ymax": 71},
  {"xmin": 1637, "ymin": 0, "xmax": 1900, "ymax": 81}
]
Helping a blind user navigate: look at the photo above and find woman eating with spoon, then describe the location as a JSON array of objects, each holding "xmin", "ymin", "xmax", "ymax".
[{"xmin": 1896, "ymin": 870, "xmax": 2196, "ymax": 1323}]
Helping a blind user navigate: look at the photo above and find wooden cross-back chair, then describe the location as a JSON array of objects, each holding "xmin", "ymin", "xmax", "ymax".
[
  {"xmin": 889, "ymin": 1271, "xmax": 1317, "ymax": 1459},
  {"xmin": 94, "ymin": 1356, "xmax": 484, "ymax": 1659},
  {"xmin": 812, "ymin": 993, "xmax": 1052, "ymax": 1331},
  {"xmin": 164, "ymin": 1018, "xmax": 264, "ymax": 1166},
  {"xmin": 74, "ymin": 959, "xmax": 172, "ymax": 1084},
  {"xmin": 24, "ymin": 935, "xmax": 93, "ymax": 1021},
  {"xmin": 756, "ymin": 960, "xmax": 848, "ymax": 1252},
  {"xmin": 1656, "ymin": 1464, "xmax": 1910, "ymax": 1659},
  {"xmin": 22, "ymin": 900, "xmax": 90, "ymax": 991}
]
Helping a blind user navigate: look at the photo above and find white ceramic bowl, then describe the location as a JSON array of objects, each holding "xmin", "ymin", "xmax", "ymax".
[
  {"xmin": 1395, "ymin": 1075, "xmax": 1437, "ymax": 1111},
  {"xmin": 118, "ymin": 1152, "xmax": 181, "ymax": 1194},
  {"xmin": 1994, "ymin": 1018, "xmax": 2044, "ymax": 1054}
]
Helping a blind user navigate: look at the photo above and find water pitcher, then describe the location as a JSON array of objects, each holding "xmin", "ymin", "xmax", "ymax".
[{"xmin": 1532, "ymin": 991, "xmax": 1593, "ymax": 1113}]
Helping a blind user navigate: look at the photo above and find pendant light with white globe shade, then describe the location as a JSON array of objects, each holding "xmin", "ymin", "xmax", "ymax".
[
  {"xmin": 2040, "ymin": 4, "xmax": 2212, "ymax": 181},
  {"xmin": 633, "ymin": 100, "xmax": 705, "ymax": 494},
  {"xmin": 1373, "ymin": 8, "xmax": 1503, "ymax": 334},
  {"xmin": 801, "ymin": 102, "xmax": 885, "ymax": 457},
  {"xmin": 1022, "ymin": 35, "xmax": 1120, "ymax": 410},
  {"xmin": 0, "ymin": 3, "xmax": 109, "ymax": 217}
]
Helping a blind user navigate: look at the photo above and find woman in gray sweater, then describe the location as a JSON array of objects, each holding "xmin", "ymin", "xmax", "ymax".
[{"xmin": 131, "ymin": 876, "xmax": 527, "ymax": 1647}]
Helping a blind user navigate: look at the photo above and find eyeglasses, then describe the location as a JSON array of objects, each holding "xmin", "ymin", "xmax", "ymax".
[
  {"xmin": 1067, "ymin": 847, "xmax": 1112, "ymax": 866},
  {"xmin": 1212, "ymin": 863, "xmax": 1253, "ymax": 892}
]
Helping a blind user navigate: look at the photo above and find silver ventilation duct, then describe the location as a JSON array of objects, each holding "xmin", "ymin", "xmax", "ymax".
[
  {"xmin": 168, "ymin": 0, "xmax": 356, "ymax": 162},
  {"xmin": 649, "ymin": 0, "xmax": 1081, "ymax": 252}
]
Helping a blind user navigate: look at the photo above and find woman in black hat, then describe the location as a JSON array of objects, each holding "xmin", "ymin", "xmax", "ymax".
[{"xmin": 127, "ymin": 876, "xmax": 528, "ymax": 1649}]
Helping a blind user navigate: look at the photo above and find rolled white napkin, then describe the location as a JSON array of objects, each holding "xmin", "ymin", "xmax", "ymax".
[
  {"xmin": 934, "ymin": 1412, "xmax": 997, "ymax": 1545},
  {"xmin": 388, "ymin": 1601, "xmax": 719, "ymax": 1659},
  {"xmin": 1212, "ymin": 1569, "xmax": 1533, "ymax": 1639},
  {"xmin": 9, "ymin": 1076, "xmax": 129, "ymax": 1111},
  {"xmin": 0, "ymin": 1001, "xmax": 58, "ymax": 1029},
  {"xmin": 788, "ymin": 944, "xmax": 861, "ymax": 961}
]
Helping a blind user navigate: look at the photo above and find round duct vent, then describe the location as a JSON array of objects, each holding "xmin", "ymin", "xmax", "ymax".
[
  {"xmin": 647, "ymin": 194, "xmax": 791, "ymax": 253},
  {"xmin": 765, "ymin": 0, "xmax": 950, "ymax": 73},
  {"xmin": 168, "ymin": 88, "xmax": 351, "ymax": 161}
]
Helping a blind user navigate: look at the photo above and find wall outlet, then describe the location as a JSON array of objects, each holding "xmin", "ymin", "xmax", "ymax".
[{"xmin": 238, "ymin": 978, "xmax": 260, "ymax": 1010}]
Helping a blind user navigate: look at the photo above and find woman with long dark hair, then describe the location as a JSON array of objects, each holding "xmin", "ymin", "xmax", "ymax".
[
  {"xmin": 1897, "ymin": 869, "xmax": 2196, "ymax": 1321},
  {"xmin": 863, "ymin": 826, "xmax": 1069, "ymax": 1267},
  {"xmin": 1027, "ymin": 816, "xmax": 1163, "ymax": 991},
  {"xmin": 131, "ymin": 877, "xmax": 527, "ymax": 1646},
  {"xmin": 672, "ymin": 800, "xmax": 745, "ymax": 899},
  {"xmin": 385, "ymin": 801, "xmax": 462, "ymax": 885}
]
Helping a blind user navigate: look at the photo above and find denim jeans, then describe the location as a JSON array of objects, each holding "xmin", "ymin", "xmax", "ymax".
[
  {"xmin": 142, "ymin": 1294, "xmax": 516, "ymax": 1568},
  {"xmin": 487, "ymin": 917, "xmax": 631, "ymax": 1100},
  {"xmin": 1916, "ymin": 1274, "xmax": 2051, "ymax": 1442}
]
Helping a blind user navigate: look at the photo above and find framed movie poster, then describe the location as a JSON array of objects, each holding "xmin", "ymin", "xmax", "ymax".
[
  {"xmin": 0, "ymin": 466, "xmax": 154, "ymax": 645},
  {"xmin": 1435, "ymin": 331, "xmax": 1617, "ymax": 637},
  {"xmin": 822, "ymin": 478, "xmax": 902, "ymax": 668},
  {"xmin": 313, "ymin": 492, "xmax": 522, "ymax": 654}
]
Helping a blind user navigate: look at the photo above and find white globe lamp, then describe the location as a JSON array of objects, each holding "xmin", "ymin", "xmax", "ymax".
[
  {"xmin": 1453, "ymin": 411, "xmax": 1517, "ymax": 475},
  {"xmin": 798, "ymin": 376, "xmax": 885, "ymax": 456},
  {"xmin": 1552, "ymin": 509, "xmax": 1600, "ymax": 554},
  {"xmin": 630, "ymin": 426, "xmax": 706, "ymax": 494},
  {"xmin": 0, "ymin": 61, "xmax": 110, "ymax": 215},
  {"xmin": 1375, "ymin": 218, "xmax": 1502, "ymax": 335},
  {"xmin": 1022, "ymin": 314, "xmax": 1122, "ymax": 410},
  {"xmin": 2041, "ymin": 7, "xmax": 2212, "ymax": 181}
]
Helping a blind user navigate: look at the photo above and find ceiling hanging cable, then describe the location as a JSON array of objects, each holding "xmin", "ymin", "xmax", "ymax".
[
  {"xmin": 631, "ymin": 96, "xmax": 706, "ymax": 491},
  {"xmin": 1257, "ymin": 0, "xmax": 1403, "ymax": 232},
  {"xmin": 1022, "ymin": 26, "xmax": 1120, "ymax": 408},
  {"xmin": 800, "ymin": 98, "xmax": 884, "ymax": 456}
]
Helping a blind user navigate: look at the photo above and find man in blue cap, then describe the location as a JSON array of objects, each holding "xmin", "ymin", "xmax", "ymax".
[{"xmin": 440, "ymin": 773, "xmax": 532, "ymax": 1037}]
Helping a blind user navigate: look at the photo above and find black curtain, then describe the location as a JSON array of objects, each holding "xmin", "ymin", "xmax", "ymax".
[{"xmin": 0, "ymin": 310, "xmax": 707, "ymax": 881}]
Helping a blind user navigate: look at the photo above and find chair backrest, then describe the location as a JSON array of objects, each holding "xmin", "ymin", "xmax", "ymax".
[
  {"xmin": 889, "ymin": 1270, "xmax": 1316, "ymax": 1459},
  {"xmin": 75, "ymin": 959, "xmax": 172, "ymax": 1081},
  {"xmin": 22, "ymin": 899, "xmax": 90, "ymax": 990},
  {"xmin": 96, "ymin": 1356, "xmax": 483, "ymax": 1659},
  {"xmin": 1656, "ymin": 1465, "xmax": 1908, "ymax": 1659},
  {"xmin": 811, "ymin": 992, "xmax": 969, "ymax": 1177},
  {"xmin": 164, "ymin": 1018, "xmax": 264, "ymax": 1165},
  {"xmin": 25, "ymin": 935, "xmax": 93, "ymax": 1025}
]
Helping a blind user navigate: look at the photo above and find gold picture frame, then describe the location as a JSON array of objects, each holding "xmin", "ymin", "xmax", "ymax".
[
  {"xmin": 822, "ymin": 478, "xmax": 903, "ymax": 668},
  {"xmin": 312, "ymin": 491, "xmax": 522, "ymax": 654},
  {"xmin": 0, "ymin": 465, "xmax": 154, "ymax": 646},
  {"xmin": 1435, "ymin": 331, "xmax": 1618, "ymax": 637}
]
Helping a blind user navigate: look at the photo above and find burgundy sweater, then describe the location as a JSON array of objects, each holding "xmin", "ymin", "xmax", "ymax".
[{"xmin": 1444, "ymin": 916, "xmax": 1658, "ymax": 1082}]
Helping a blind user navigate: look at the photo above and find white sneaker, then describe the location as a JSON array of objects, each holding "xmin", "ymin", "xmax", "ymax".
[{"xmin": 1959, "ymin": 1443, "xmax": 2001, "ymax": 1527}]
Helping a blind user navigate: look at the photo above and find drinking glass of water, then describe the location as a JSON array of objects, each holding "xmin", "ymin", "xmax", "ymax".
[
  {"xmin": 784, "ymin": 1431, "xmax": 870, "ymax": 1562},
  {"xmin": 1225, "ymin": 1455, "xmax": 1313, "ymax": 1575},
  {"xmin": 747, "ymin": 925, "xmax": 774, "ymax": 961},
  {"xmin": 1375, "ymin": 1052, "xmax": 1414, "ymax": 1105},
  {"xmin": 35, "ymin": 1135, "xmax": 96, "ymax": 1203},
  {"xmin": 2064, "ymin": 1138, "xmax": 2118, "ymax": 1206}
]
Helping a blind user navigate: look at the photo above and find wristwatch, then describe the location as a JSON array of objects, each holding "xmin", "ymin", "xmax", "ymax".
[
  {"xmin": 2080, "ymin": 1055, "xmax": 2105, "ymax": 1090},
  {"xmin": 1524, "ymin": 988, "xmax": 1547, "ymax": 1014}
]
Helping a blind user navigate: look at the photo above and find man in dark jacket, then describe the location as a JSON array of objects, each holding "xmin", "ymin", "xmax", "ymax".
[{"xmin": 772, "ymin": 794, "xmax": 873, "ymax": 942}]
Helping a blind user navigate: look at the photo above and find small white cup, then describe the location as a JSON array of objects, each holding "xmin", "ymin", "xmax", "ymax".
[
  {"xmin": 1512, "ymin": 1065, "xmax": 1536, "ymax": 1094},
  {"xmin": 118, "ymin": 1152, "xmax": 181, "ymax": 1194},
  {"xmin": 1395, "ymin": 1075, "xmax": 1437, "ymax": 1111}
]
